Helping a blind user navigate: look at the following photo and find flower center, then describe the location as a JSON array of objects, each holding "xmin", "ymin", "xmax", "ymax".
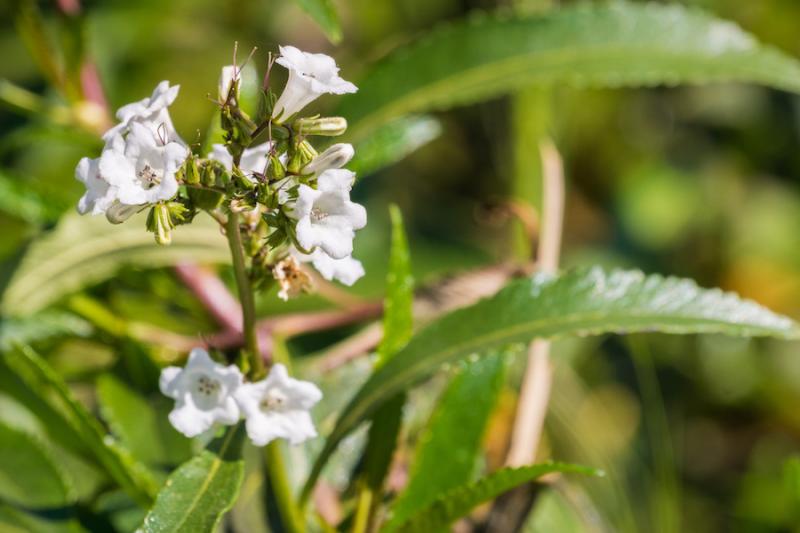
[
  {"xmin": 195, "ymin": 375, "xmax": 221, "ymax": 397},
  {"xmin": 310, "ymin": 206, "xmax": 328, "ymax": 222},
  {"xmin": 260, "ymin": 389, "xmax": 288, "ymax": 411},
  {"xmin": 137, "ymin": 164, "xmax": 162, "ymax": 189}
]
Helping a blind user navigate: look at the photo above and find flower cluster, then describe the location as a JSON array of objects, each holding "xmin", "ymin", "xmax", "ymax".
[
  {"xmin": 75, "ymin": 45, "xmax": 367, "ymax": 294},
  {"xmin": 160, "ymin": 348, "xmax": 322, "ymax": 445}
]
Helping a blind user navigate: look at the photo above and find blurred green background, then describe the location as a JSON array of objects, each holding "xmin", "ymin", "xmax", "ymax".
[{"xmin": 2, "ymin": 0, "xmax": 800, "ymax": 531}]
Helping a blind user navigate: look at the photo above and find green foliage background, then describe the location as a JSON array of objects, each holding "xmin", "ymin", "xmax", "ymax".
[{"xmin": 2, "ymin": 0, "xmax": 800, "ymax": 531}]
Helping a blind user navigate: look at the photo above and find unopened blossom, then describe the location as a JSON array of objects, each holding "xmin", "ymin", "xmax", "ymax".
[
  {"xmin": 99, "ymin": 122, "xmax": 188, "ymax": 207},
  {"xmin": 235, "ymin": 364, "xmax": 322, "ymax": 446},
  {"xmin": 295, "ymin": 248, "xmax": 364, "ymax": 286},
  {"xmin": 209, "ymin": 142, "xmax": 272, "ymax": 180},
  {"xmin": 292, "ymin": 169, "xmax": 366, "ymax": 259},
  {"xmin": 159, "ymin": 348, "xmax": 243, "ymax": 438},
  {"xmin": 273, "ymin": 255, "xmax": 314, "ymax": 301},
  {"xmin": 103, "ymin": 81, "xmax": 182, "ymax": 144},
  {"xmin": 75, "ymin": 156, "xmax": 116, "ymax": 215},
  {"xmin": 219, "ymin": 65, "xmax": 240, "ymax": 101},
  {"xmin": 302, "ymin": 143, "xmax": 354, "ymax": 175},
  {"xmin": 271, "ymin": 45, "xmax": 357, "ymax": 122}
]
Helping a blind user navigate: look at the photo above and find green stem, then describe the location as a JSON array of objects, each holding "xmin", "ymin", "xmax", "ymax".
[
  {"xmin": 225, "ymin": 211, "xmax": 264, "ymax": 379},
  {"xmin": 265, "ymin": 440, "xmax": 306, "ymax": 533}
]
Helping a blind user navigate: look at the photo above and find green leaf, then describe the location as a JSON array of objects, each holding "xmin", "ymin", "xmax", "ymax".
[
  {"xmin": 0, "ymin": 421, "xmax": 75, "ymax": 508},
  {"xmin": 376, "ymin": 205, "xmax": 414, "ymax": 366},
  {"xmin": 0, "ymin": 311, "xmax": 92, "ymax": 351},
  {"xmin": 291, "ymin": 0, "xmax": 342, "ymax": 44},
  {"xmin": 140, "ymin": 425, "xmax": 246, "ymax": 533},
  {"xmin": 387, "ymin": 462, "xmax": 600, "ymax": 533},
  {"xmin": 97, "ymin": 375, "xmax": 193, "ymax": 467},
  {"xmin": 304, "ymin": 267, "xmax": 800, "ymax": 493},
  {"xmin": 338, "ymin": 2, "xmax": 800, "ymax": 140},
  {"xmin": 385, "ymin": 353, "xmax": 508, "ymax": 531},
  {"xmin": 5, "ymin": 346, "xmax": 159, "ymax": 507},
  {"xmin": 1, "ymin": 212, "xmax": 229, "ymax": 316},
  {"xmin": 0, "ymin": 170, "xmax": 61, "ymax": 224},
  {"xmin": 349, "ymin": 115, "xmax": 442, "ymax": 177}
]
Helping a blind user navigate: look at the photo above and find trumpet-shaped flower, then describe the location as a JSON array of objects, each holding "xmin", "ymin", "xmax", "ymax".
[
  {"xmin": 235, "ymin": 364, "xmax": 322, "ymax": 446},
  {"xmin": 209, "ymin": 142, "xmax": 272, "ymax": 181},
  {"xmin": 159, "ymin": 348, "xmax": 243, "ymax": 438},
  {"xmin": 271, "ymin": 46, "xmax": 357, "ymax": 122},
  {"xmin": 99, "ymin": 122, "xmax": 188, "ymax": 206},
  {"xmin": 103, "ymin": 81, "xmax": 182, "ymax": 144},
  {"xmin": 302, "ymin": 143, "xmax": 354, "ymax": 175},
  {"xmin": 292, "ymin": 169, "xmax": 366, "ymax": 259},
  {"xmin": 75, "ymin": 156, "xmax": 116, "ymax": 215},
  {"xmin": 295, "ymin": 248, "xmax": 364, "ymax": 286}
]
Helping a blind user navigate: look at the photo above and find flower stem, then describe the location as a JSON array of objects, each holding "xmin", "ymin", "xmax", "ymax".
[
  {"xmin": 265, "ymin": 440, "xmax": 306, "ymax": 533},
  {"xmin": 225, "ymin": 211, "xmax": 265, "ymax": 379}
]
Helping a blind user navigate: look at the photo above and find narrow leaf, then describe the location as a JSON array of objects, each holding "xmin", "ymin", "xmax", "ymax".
[
  {"xmin": 385, "ymin": 353, "xmax": 508, "ymax": 531},
  {"xmin": 338, "ymin": 2, "xmax": 800, "ymax": 140},
  {"xmin": 349, "ymin": 115, "xmax": 442, "ymax": 177},
  {"xmin": 0, "ymin": 311, "xmax": 92, "ymax": 351},
  {"xmin": 0, "ymin": 421, "xmax": 75, "ymax": 508},
  {"xmin": 291, "ymin": 0, "xmax": 342, "ymax": 44},
  {"xmin": 140, "ymin": 425, "xmax": 246, "ymax": 533},
  {"xmin": 1, "ymin": 212, "xmax": 229, "ymax": 316},
  {"xmin": 387, "ymin": 462, "xmax": 600, "ymax": 533},
  {"xmin": 5, "ymin": 346, "xmax": 159, "ymax": 507},
  {"xmin": 305, "ymin": 267, "xmax": 800, "ymax": 492}
]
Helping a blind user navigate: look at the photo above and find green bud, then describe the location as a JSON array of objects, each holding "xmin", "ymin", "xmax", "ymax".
[
  {"xmin": 184, "ymin": 155, "xmax": 201, "ymax": 185},
  {"xmin": 146, "ymin": 204, "xmax": 173, "ymax": 245},
  {"xmin": 233, "ymin": 167, "xmax": 256, "ymax": 190},
  {"xmin": 293, "ymin": 116, "xmax": 348, "ymax": 136},
  {"xmin": 267, "ymin": 154, "xmax": 285, "ymax": 181},
  {"xmin": 187, "ymin": 186, "xmax": 224, "ymax": 210},
  {"xmin": 287, "ymin": 140, "xmax": 317, "ymax": 174}
]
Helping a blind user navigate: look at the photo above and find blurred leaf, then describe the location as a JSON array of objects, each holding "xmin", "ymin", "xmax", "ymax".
[
  {"xmin": 0, "ymin": 421, "xmax": 75, "ymax": 508},
  {"xmin": 0, "ymin": 311, "xmax": 92, "ymax": 351},
  {"xmin": 140, "ymin": 425, "xmax": 245, "ymax": 533},
  {"xmin": 305, "ymin": 267, "xmax": 800, "ymax": 491},
  {"xmin": 5, "ymin": 346, "xmax": 159, "ymax": 507},
  {"xmin": 339, "ymin": 2, "xmax": 800, "ymax": 140},
  {"xmin": 1, "ymin": 212, "xmax": 229, "ymax": 316},
  {"xmin": 349, "ymin": 115, "xmax": 442, "ymax": 177},
  {"xmin": 291, "ymin": 0, "xmax": 342, "ymax": 44},
  {"xmin": 0, "ymin": 504, "xmax": 82, "ymax": 533},
  {"xmin": 0, "ymin": 170, "xmax": 62, "ymax": 224},
  {"xmin": 386, "ymin": 353, "xmax": 508, "ymax": 531},
  {"xmin": 387, "ymin": 462, "xmax": 600, "ymax": 532},
  {"xmin": 97, "ymin": 375, "xmax": 193, "ymax": 468},
  {"xmin": 375, "ymin": 205, "xmax": 414, "ymax": 366}
]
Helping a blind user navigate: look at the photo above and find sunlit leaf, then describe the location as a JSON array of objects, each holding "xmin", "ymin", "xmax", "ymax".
[
  {"xmin": 349, "ymin": 115, "xmax": 442, "ymax": 177},
  {"xmin": 291, "ymin": 0, "xmax": 342, "ymax": 44},
  {"xmin": 140, "ymin": 425, "xmax": 245, "ymax": 533},
  {"xmin": 387, "ymin": 462, "xmax": 600, "ymax": 532},
  {"xmin": 339, "ymin": 2, "xmax": 800, "ymax": 140},
  {"xmin": 304, "ymin": 267, "xmax": 800, "ymax": 493}
]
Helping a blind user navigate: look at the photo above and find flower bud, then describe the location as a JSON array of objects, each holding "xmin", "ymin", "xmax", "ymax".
[
  {"xmin": 219, "ymin": 65, "xmax": 240, "ymax": 102},
  {"xmin": 293, "ymin": 116, "xmax": 348, "ymax": 136},
  {"xmin": 286, "ymin": 140, "xmax": 317, "ymax": 174},
  {"xmin": 147, "ymin": 204, "xmax": 173, "ymax": 245},
  {"xmin": 180, "ymin": 155, "xmax": 201, "ymax": 185},
  {"xmin": 106, "ymin": 202, "xmax": 143, "ymax": 224},
  {"xmin": 233, "ymin": 167, "xmax": 256, "ymax": 190},
  {"xmin": 302, "ymin": 143, "xmax": 354, "ymax": 175},
  {"xmin": 267, "ymin": 154, "xmax": 286, "ymax": 181}
]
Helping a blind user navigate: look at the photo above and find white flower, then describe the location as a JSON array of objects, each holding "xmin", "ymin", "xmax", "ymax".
[
  {"xmin": 99, "ymin": 122, "xmax": 188, "ymax": 206},
  {"xmin": 159, "ymin": 348, "xmax": 243, "ymax": 438},
  {"xmin": 75, "ymin": 156, "xmax": 116, "ymax": 215},
  {"xmin": 208, "ymin": 142, "xmax": 272, "ymax": 181},
  {"xmin": 294, "ymin": 248, "xmax": 364, "ymax": 286},
  {"xmin": 302, "ymin": 143, "xmax": 354, "ymax": 175},
  {"xmin": 219, "ymin": 65, "xmax": 240, "ymax": 101},
  {"xmin": 292, "ymin": 169, "xmax": 366, "ymax": 259},
  {"xmin": 103, "ymin": 81, "xmax": 183, "ymax": 144},
  {"xmin": 271, "ymin": 45, "xmax": 357, "ymax": 122},
  {"xmin": 235, "ymin": 364, "xmax": 322, "ymax": 446}
]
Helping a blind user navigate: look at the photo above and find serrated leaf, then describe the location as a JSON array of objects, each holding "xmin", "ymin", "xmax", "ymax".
[
  {"xmin": 5, "ymin": 346, "xmax": 159, "ymax": 507},
  {"xmin": 304, "ymin": 267, "xmax": 800, "ymax": 494},
  {"xmin": 338, "ymin": 2, "xmax": 800, "ymax": 140},
  {"xmin": 349, "ymin": 115, "xmax": 442, "ymax": 177},
  {"xmin": 291, "ymin": 0, "xmax": 342, "ymax": 43},
  {"xmin": 385, "ymin": 353, "xmax": 508, "ymax": 531},
  {"xmin": 0, "ymin": 421, "xmax": 75, "ymax": 508},
  {"xmin": 97, "ymin": 375, "xmax": 192, "ymax": 467},
  {"xmin": 1, "ymin": 212, "xmax": 229, "ymax": 316},
  {"xmin": 387, "ymin": 462, "xmax": 600, "ymax": 533},
  {"xmin": 140, "ymin": 425, "xmax": 246, "ymax": 533}
]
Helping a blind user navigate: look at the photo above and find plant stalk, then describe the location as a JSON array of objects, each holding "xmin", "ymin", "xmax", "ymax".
[
  {"xmin": 225, "ymin": 211, "xmax": 265, "ymax": 379},
  {"xmin": 265, "ymin": 440, "xmax": 306, "ymax": 533}
]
